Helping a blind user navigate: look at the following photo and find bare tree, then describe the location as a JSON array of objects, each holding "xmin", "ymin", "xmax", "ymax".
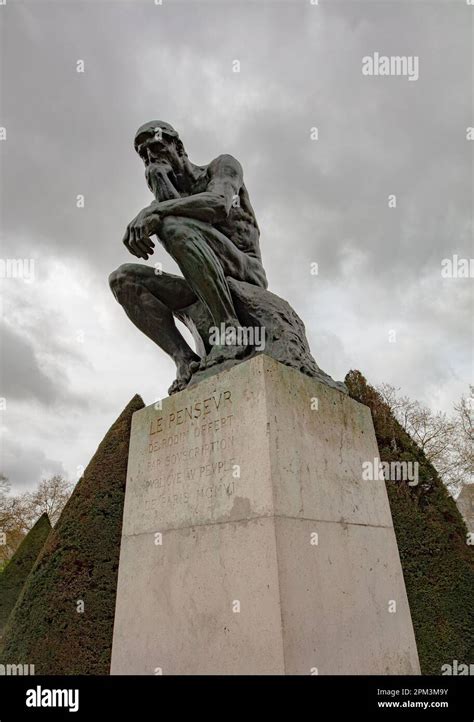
[
  {"xmin": 378, "ymin": 383, "xmax": 473, "ymax": 496},
  {"xmin": 451, "ymin": 386, "xmax": 474, "ymax": 490},
  {"xmin": 0, "ymin": 474, "xmax": 74, "ymax": 563},
  {"xmin": 21, "ymin": 475, "xmax": 74, "ymax": 527},
  {"xmin": 0, "ymin": 475, "xmax": 30, "ymax": 563}
]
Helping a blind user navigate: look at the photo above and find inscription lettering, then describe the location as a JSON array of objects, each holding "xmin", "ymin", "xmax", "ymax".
[
  {"xmin": 139, "ymin": 387, "xmax": 240, "ymax": 518},
  {"xmin": 150, "ymin": 390, "xmax": 232, "ymax": 435}
]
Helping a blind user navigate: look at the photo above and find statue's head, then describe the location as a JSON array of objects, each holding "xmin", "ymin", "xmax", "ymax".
[{"xmin": 133, "ymin": 121, "xmax": 187, "ymax": 169}]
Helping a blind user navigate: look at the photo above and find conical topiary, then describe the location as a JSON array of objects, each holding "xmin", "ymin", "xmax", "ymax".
[
  {"xmin": 0, "ymin": 513, "xmax": 51, "ymax": 637},
  {"xmin": 0, "ymin": 394, "xmax": 144, "ymax": 674},
  {"xmin": 345, "ymin": 370, "xmax": 474, "ymax": 674}
]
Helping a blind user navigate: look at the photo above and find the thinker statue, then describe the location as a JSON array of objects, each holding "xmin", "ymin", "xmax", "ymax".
[{"xmin": 110, "ymin": 121, "xmax": 345, "ymax": 395}]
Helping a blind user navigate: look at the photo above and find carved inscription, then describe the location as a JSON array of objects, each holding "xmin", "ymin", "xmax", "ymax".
[{"xmin": 142, "ymin": 390, "xmax": 238, "ymax": 514}]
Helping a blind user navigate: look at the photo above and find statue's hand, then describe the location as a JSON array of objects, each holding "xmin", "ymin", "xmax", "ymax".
[{"xmin": 122, "ymin": 206, "xmax": 160, "ymax": 260}]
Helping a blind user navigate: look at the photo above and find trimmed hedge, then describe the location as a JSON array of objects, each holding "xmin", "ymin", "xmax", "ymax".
[
  {"xmin": 0, "ymin": 513, "xmax": 51, "ymax": 637},
  {"xmin": 0, "ymin": 395, "xmax": 144, "ymax": 674},
  {"xmin": 3, "ymin": 372, "xmax": 471, "ymax": 675},
  {"xmin": 345, "ymin": 370, "xmax": 474, "ymax": 674}
]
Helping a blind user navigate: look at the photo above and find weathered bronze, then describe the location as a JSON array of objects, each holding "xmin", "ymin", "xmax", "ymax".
[{"xmin": 109, "ymin": 121, "xmax": 344, "ymax": 395}]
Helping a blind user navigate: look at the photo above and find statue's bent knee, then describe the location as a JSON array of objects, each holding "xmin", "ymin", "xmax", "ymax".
[{"xmin": 109, "ymin": 264, "xmax": 143, "ymax": 304}]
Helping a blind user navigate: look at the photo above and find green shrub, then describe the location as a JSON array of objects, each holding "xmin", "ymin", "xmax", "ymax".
[
  {"xmin": 345, "ymin": 370, "xmax": 474, "ymax": 674},
  {"xmin": 0, "ymin": 395, "xmax": 144, "ymax": 674},
  {"xmin": 0, "ymin": 513, "xmax": 51, "ymax": 637}
]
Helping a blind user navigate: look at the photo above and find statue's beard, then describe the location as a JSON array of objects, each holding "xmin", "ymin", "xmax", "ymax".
[{"xmin": 146, "ymin": 161, "xmax": 181, "ymax": 201}]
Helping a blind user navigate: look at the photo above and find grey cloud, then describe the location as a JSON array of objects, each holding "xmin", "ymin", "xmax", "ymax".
[
  {"xmin": 0, "ymin": 318, "xmax": 88, "ymax": 408},
  {"xmin": 0, "ymin": 321, "xmax": 61, "ymax": 404},
  {"xmin": 0, "ymin": 432, "xmax": 67, "ymax": 490}
]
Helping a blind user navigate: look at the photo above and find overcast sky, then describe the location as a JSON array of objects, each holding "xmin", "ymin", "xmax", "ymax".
[{"xmin": 0, "ymin": 0, "xmax": 472, "ymax": 493}]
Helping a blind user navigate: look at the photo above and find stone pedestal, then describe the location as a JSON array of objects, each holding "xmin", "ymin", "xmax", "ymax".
[{"xmin": 110, "ymin": 355, "xmax": 420, "ymax": 675}]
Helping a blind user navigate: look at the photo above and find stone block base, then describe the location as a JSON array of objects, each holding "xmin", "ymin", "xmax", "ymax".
[{"xmin": 111, "ymin": 355, "xmax": 420, "ymax": 675}]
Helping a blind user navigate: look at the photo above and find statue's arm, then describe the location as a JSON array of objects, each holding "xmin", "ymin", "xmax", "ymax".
[
  {"xmin": 153, "ymin": 154, "xmax": 243, "ymax": 224},
  {"xmin": 123, "ymin": 156, "xmax": 243, "ymax": 259}
]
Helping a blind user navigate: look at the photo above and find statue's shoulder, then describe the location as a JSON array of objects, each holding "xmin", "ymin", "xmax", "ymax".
[{"xmin": 208, "ymin": 153, "xmax": 243, "ymax": 177}]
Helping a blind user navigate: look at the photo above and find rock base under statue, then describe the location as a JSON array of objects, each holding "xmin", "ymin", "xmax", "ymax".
[
  {"xmin": 110, "ymin": 355, "xmax": 420, "ymax": 675},
  {"xmin": 175, "ymin": 278, "xmax": 347, "ymax": 393}
]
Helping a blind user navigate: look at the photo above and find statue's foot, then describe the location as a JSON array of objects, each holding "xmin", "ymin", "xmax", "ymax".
[
  {"xmin": 168, "ymin": 378, "xmax": 187, "ymax": 395},
  {"xmin": 168, "ymin": 356, "xmax": 201, "ymax": 395},
  {"xmin": 188, "ymin": 359, "xmax": 202, "ymax": 375},
  {"xmin": 199, "ymin": 343, "xmax": 250, "ymax": 370}
]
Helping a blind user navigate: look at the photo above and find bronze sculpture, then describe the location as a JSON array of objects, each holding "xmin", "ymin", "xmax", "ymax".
[{"xmin": 109, "ymin": 121, "xmax": 345, "ymax": 395}]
